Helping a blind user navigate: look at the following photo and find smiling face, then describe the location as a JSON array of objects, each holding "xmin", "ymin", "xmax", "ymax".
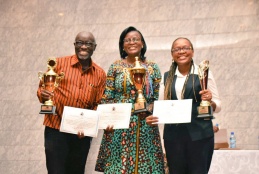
[
  {"xmin": 74, "ymin": 32, "xmax": 96, "ymax": 61},
  {"xmin": 123, "ymin": 31, "xmax": 143, "ymax": 58},
  {"xmin": 171, "ymin": 38, "xmax": 194, "ymax": 66}
]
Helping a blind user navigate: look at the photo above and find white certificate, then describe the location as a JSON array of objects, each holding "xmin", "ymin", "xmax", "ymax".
[
  {"xmin": 60, "ymin": 106, "xmax": 99, "ymax": 137},
  {"xmin": 97, "ymin": 103, "xmax": 132, "ymax": 129},
  {"xmin": 153, "ymin": 99, "xmax": 192, "ymax": 124}
]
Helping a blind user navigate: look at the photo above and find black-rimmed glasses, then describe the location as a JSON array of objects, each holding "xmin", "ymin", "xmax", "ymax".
[
  {"xmin": 75, "ymin": 41, "xmax": 96, "ymax": 48},
  {"xmin": 123, "ymin": 37, "xmax": 141, "ymax": 44},
  {"xmin": 172, "ymin": 47, "xmax": 192, "ymax": 53}
]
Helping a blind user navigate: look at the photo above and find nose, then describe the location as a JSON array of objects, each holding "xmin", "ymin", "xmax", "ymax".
[
  {"xmin": 80, "ymin": 44, "xmax": 87, "ymax": 48},
  {"xmin": 178, "ymin": 48, "xmax": 186, "ymax": 53},
  {"xmin": 179, "ymin": 48, "xmax": 184, "ymax": 52},
  {"xmin": 128, "ymin": 39, "xmax": 135, "ymax": 44}
]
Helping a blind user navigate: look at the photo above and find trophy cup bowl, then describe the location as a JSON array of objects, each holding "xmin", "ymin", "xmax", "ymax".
[
  {"xmin": 129, "ymin": 57, "xmax": 152, "ymax": 115},
  {"xmin": 197, "ymin": 60, "xmax": 214, "ymax": 119},
  {"xmin": 38, "ymin": 57, "xmax": 64, "ymax": 114}
]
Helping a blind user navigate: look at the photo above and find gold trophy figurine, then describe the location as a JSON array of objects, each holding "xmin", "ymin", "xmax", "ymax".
[
  {"xmin": 197, "ymin": 60, "xmax": 214, "ymax": 119},
  {"xmin": 38, "ymin": 57, "xmax": 64, "ymax": 114},
  {"xmin": 129, "ymin": 57, "xmax": 152, "ymax": 115}
]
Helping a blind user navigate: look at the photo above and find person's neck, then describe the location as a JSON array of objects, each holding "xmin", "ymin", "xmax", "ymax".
[
  {"xmin": 79, "ymin": 58, "xmax": 91, "ymax": 70},
  {"xmin": 126, "ymin": 55, "xmax": 141, "ymax": 64},
  {"xmin": 178, "ymin": 63, "xmax": 191, "ymax": 76}
]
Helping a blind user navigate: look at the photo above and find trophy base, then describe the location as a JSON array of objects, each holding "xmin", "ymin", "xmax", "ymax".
[
  {"xmin": 134, "ymin": 102, "xmax": 152, "ymax": 115},
  {"xmin": 39, "ymin": 105, "xmax": 56, "ymax": 114},
  {"xmin": 197, "ymin": 105, "xmax": 214, "ymax": 120}
]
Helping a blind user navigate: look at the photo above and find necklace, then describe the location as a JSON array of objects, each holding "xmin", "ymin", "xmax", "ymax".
[
  {"xmin": 181, "ymin": 64, "xmax": 196, "ymax": 100},
  {"xmin": 125, "ymin": 57, "xmax": 136, "ymax": 65},
  {"xmin": 181, "ymin": 72, "xmax": 190, "ymax": 99}
]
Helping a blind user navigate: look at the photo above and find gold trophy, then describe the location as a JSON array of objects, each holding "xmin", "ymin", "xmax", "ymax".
[
  {"xmin": 129, "ymin": 57, "xmax": 152, "ymax": 115},
  {"xmin": 197, "ymin": 60, "xmax": 214, "ymax": 119},
  {"xmin": 38, "ymin": 57, "xmax": 64, "ymax": 114}
]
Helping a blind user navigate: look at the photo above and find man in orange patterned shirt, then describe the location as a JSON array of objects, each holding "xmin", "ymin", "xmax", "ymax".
[{"xmin": 37, "ymin": 31, "xmax": 106, "ymax": 174}]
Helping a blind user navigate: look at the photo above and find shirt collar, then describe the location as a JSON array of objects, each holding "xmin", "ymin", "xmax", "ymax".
[
  {"xmin": 71, "ymin": 55, "xmax": 80, "ymax": 66},
  {"xmin": 175, "ymin": 63, "xmax": 198, "ymax": 77},
  {"xmin": 70, "ymin": 55, "xmax": 94, "ymax": 71}
]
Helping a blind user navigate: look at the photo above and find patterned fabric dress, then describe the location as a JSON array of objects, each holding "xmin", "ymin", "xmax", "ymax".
[{"xmin": 95, "ymin": 60, "xmax": 165, "ymax": 174}]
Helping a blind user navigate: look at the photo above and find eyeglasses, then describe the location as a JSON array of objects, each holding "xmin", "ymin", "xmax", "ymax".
[
  {"xmin": 75, "ymin": 41, "xmax": 96, "ymax": 48},
  {"xmin": 123, "ymin": 37, "xmax": 141, "ymax": 44},
  {"xmin": 172, "ymin": 47, "xmax": 192, "ymax": 53}
]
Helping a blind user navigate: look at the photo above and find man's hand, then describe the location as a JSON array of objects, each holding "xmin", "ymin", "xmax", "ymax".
[{"xmin": 41, "ymin": 90, "xmax": 53, "ymax": 103}]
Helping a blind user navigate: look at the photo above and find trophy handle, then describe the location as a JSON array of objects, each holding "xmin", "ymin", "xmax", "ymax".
[
  {"xmin": 38, "ymin": 71, "xmax": 45, "ymax": 88},
  {"xmin": 38, "ymin": 71, "xmax": 44, "ymax": 81},
  {"xmin": 126, "ymin": 68, "xmax": 134, "ymax": 85},
  {"xmin": 54, "ymin": 72, "xmax": 65, "ymax": 87},
  {"xmin": 142, "ymin": 71, "xmax": 146, "ymax": 85}
]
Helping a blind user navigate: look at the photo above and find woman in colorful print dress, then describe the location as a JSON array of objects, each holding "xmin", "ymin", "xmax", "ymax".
[{"xmin": 95, "ymin": 26, "xmax": 165, "ymax": 174}]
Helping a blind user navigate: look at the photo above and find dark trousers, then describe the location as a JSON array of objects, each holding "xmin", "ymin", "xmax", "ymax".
[
  {"xmin": 44, "ymin": 126, "xmax": 92, "ymax": 174},
  {"xmin": 164, "ymin": 136, "xmax": 214, "ymax": 174}
]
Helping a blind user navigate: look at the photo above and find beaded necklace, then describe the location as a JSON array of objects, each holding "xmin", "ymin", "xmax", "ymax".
[{"xmin": 180, "ymin": 63, "xmax": 198, "ymax": 102}]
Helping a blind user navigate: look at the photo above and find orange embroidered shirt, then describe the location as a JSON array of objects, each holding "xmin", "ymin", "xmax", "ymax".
[{"xmin": 37, "ymin": 55, "xmax": 106, "ymax": 129}]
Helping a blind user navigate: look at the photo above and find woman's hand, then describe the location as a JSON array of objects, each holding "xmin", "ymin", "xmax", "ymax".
[
  {"xmin": 213, "ymin": 126, "xmax": 219, "ymax": 133},
  {"xmin": 146, "ymin": 115, "xmax": 159, "ymax": 126},
  {"xmin": 77, "ymin": 131, "xmax": 85, "ymax": 139},
  {"xmin": 199, "ymin": 89, "xmax": 217, "ymax": 111},
  {"xmin": 104, "ymin": 125, "xmax": 114, "ymax": 134},
  {"xmin": 199, "ymin": 89, "xmax": 212, "ymax": 102}
]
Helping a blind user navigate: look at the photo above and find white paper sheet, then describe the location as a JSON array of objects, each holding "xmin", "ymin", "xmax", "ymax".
[
  {"xmin": 60, "ymin": 106, "xmax": 99, "ymax": 137},
  {"xmin": 153, "ymin": 99, "xmax": 192, "ymax": 124},
  {"xmin": 97, "ymin": 103, "xmax": 132, "ymax": 129}
]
